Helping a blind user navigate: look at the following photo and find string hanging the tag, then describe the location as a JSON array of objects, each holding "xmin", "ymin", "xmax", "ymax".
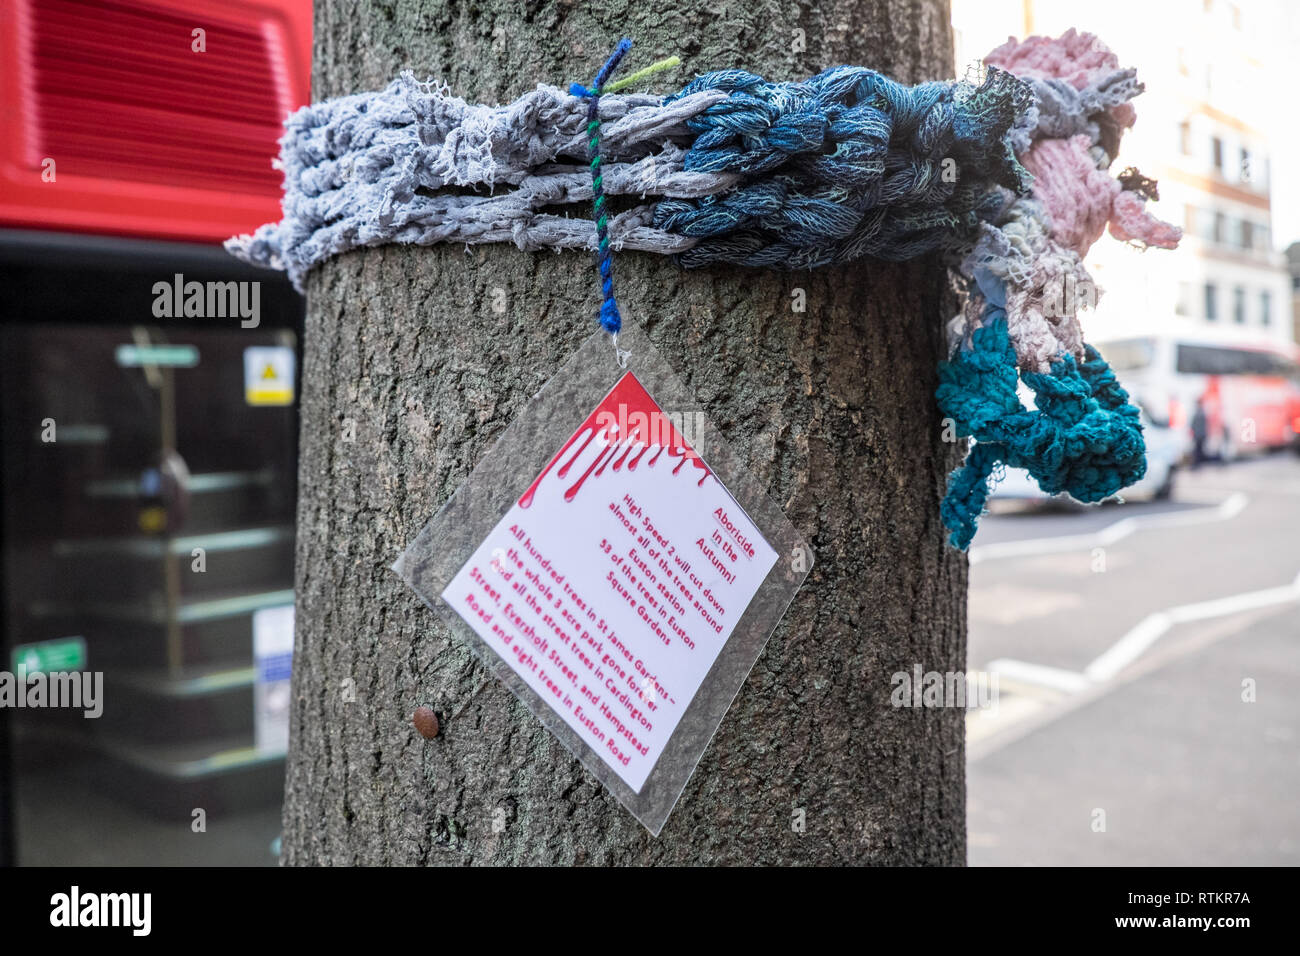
[{"xmin": 570, "ymin": 39, "xmax": 680, "ymax": 367}]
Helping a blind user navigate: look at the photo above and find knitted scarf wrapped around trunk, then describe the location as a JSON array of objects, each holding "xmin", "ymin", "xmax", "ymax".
[{"xmin": 226, "ymin": 29, "xmax": 1181, "ymax": 549}]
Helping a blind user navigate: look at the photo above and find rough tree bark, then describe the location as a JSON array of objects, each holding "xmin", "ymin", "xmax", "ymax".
[{"xmin": 285, "ymin": 0, "xmax": 968, "ymax": 865}]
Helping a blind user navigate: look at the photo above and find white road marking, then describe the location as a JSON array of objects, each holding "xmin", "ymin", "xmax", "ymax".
[
  {"xmin": 968, "ymin": 492, "xmax": 1249, "ymax": 565},
  {"xmin": 1085, "ymin": 568, "xmax": 1300, "ymax": 682},
  {"xmin": 1191, "ymin": 479, "xmax": 1300, "ymax": 498},
  {"xmin": 985, "ymin": 658, "xmax": 1092, "ymax": 694},
  {"xmin": 1082, "ymin": 613, "xmax": 1172, "ymax": 683},
  {"xmin": 970, "ymin": 603, "xmax": 1291, "ymax": 763},
  {"xmin": 970, "ymin": 568, "xmax": 1300, "ymax": 752},
  {"xmin": 983, "ymin": 569, "xmax": 1299, "ymax": 694}
]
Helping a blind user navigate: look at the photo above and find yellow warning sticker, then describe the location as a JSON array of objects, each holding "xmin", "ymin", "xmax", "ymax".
[{"xmin": 243, "ymin": 346, "xmax": 295, "ymax": 406}]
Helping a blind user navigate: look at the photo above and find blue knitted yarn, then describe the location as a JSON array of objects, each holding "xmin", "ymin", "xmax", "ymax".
[
  {"xmin": 936, "ymin": 286, "xmax": 1147, "ymax": 550},
  {"xmin": 571, "ymin": 38, "xmax": 634, "ymax": 334},
  {"xmin": 653, "ymin": 65, "xmax": 1031, "ymax": 268}
]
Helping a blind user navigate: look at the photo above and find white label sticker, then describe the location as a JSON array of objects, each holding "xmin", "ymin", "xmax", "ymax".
[
  {"xmin": 253, "ymin": 603, "xmax": 294, "ymax": 756},
  {"xmin": 440, "ymin": 371, "xmax": 778, "ymax": 792}
]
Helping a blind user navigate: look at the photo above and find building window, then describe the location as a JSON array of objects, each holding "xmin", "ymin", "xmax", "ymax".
[
  {"xmin": 1233, "ymin": 286, "xmax": 1246, "ymax": 324},
  {"xmin": 1261, "ymin": 290, "xmax": 1271, "ymax": 326},
  {"xmin": 1240, "ymin": 147, "xmax": 1251, "ymax": 184},
  {"xmin": 1213, "ymin": 212, "xmax": 1225, "ymax": 243},
  {"xmin": 1241, "ymin": 220, "xmax": 1253, "ymax": 249},
  {"xmin": 1212, "ymin": 136, "xmax": 1224, "ymax": 172},
  {"xmin": 1176, "ymin": 282, "xmax": 1193, "ymax": 316},
  {"xmin": 1201, "ymin": 211, "xmax": 1217, "ymax": 243},
  {"xmin": 1205, "ymin": 282, "xmax": 1218, "ymax": 320}
]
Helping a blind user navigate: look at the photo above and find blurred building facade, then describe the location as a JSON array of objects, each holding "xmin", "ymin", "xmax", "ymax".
[
  {"xmin": 1287, "ymin": 242, "xmax": 1300, "ymax": 344},
  {"xmin": 952, "ymin": 0, "xmax": 1298, "ymax": 351}
]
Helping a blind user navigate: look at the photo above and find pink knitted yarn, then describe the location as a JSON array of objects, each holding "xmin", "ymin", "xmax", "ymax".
[
  {"xmin": 1022, "ymin": 136, "xmax": 1113, "ymax": 256},
  {"xmin": 990, "ymin": 31, "xmax": 1182, "ymax": 258},
  {"xmin": 986, "ymin": 28, "xmax": 1119, "ymax": 90},
  {"xmin": 1024, "ymin": 135, "xmax": 1181, "ymax": 256},
  {"xmin": 949, "ymin": 29, "xmax": 1185, "ymax": 373},
  {"xmin": 1109, "ymin": 190, "xmax": 1182, "ymax": 248},
  {"xmin": 986, "ymin": 29, "xmax": 1136, "ymax": 127}
]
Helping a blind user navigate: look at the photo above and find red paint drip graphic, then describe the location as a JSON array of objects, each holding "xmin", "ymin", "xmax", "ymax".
[{"xmin": 519, "ymin": 372, "xmax": 711, "ymax": 508}]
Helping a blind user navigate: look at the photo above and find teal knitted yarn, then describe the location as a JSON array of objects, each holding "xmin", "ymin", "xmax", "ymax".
[
  {"xmin": 653, "ymin": 64, "xmax": 1032, "ymax": 269},
  {"xmin": 936, "ymin": 286, "xmax": 1147, "ymax": 549}
]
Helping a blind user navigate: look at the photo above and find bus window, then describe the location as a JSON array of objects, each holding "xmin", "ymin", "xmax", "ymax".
[
  {"xmin": 1097, "ymin": 338, "xmax": 1156, "ymax": 371},
  {"xmin": 1176, "ymin": 344, "xmax": 1249, "ymax": 375},
  {"xmin": 1176, "ymin": 344, "xmax": 1294, "ymax": 377}
]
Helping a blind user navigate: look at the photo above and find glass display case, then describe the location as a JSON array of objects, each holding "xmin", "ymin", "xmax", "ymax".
[{"xmin": 0, "ymin": 234, "xmax": 302, "ymax": 865}]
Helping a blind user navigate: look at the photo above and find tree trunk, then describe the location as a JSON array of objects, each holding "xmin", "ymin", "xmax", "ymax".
[{"xmin": 285, "ymin": 0, "xmax": 967, "ymax": 865}]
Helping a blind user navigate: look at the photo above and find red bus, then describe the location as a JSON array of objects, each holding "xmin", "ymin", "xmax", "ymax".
[{"xmin": 1096, "ymin": 333, "xmax": 1300, "ymax": 461}]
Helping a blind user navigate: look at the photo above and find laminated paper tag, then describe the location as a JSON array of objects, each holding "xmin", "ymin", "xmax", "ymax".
[{"xmin": 394, "ymin": 324, "xmax": 811, "ymax": 835}]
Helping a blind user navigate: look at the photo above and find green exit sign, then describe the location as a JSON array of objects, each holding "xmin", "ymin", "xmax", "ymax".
[{"xmin": 11, "ymin": 637, "xmax": 87, "ymax": 675}]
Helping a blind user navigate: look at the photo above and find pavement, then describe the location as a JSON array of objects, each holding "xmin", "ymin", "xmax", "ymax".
[
  {"xmin": 965, "ymin": 452, "xmax": 1300, "ymax": 865},
  {"xmin": 12, "ymin": 754, "xmax": 282, "ymax": 866}
]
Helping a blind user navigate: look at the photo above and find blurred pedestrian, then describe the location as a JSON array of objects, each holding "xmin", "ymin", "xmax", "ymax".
[{"xmin": 1191, "ymin": 396, "xmax": 1209, "ymax": 469}]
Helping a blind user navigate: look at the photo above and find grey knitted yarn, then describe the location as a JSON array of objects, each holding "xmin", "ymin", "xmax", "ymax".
[{"xmin": 225, "ymin": 72, "xmax": 733, "ymax": 290}]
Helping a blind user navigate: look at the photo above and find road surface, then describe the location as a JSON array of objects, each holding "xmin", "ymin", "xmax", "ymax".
[{"xmin": 966, "ymin": 452, "xmax": 1300, "ymax": 865}]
